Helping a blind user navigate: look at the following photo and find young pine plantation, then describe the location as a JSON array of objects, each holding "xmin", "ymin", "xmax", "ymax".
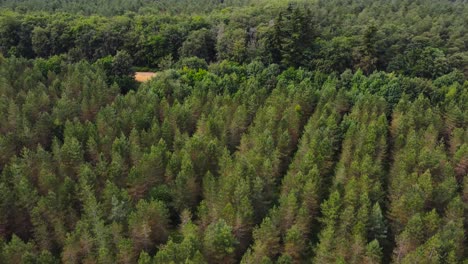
[{"xmin": 0, "ymin": 0, "xmax": 467, "ymax": 263}]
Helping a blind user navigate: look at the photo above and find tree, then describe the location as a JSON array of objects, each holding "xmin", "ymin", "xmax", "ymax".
[
  {"xmin": 128, "ymin": 199, "xmax": 170, "ymax": 255},
  {"xmin": 180, "ymin": 29, "xmax": 216, "ymax": 62},
  {"xmin": 32, "ymin": 27, "xmax": 51, "ymax": 57},
  {"xmin": 1, "ymin": 235, "xmax": 38, "ymax": 264},
  {"xmin": 128, "ymin": 140, "xmax": 168, "ymax": 199},
  {"xmin": 112, "ymin": 50, "xmax": 134, "ymax": 77},
  {"xmin": 96, "ymin": 50, "xmax": 136, "ymax": 93},
  {"xmin": 203, "ymin": 220, "xmax": 238, "ymax": 264},
  {"xmin": 353, "ymin": 24, "xmax": 379, "ymax": 74},
  {"xmin": 154, "ymin": 217, "xmax": 206, "ymax": 264},
  {"xmin": 268, "ymin": 5, "xmax": 314, "ymax": 68}
]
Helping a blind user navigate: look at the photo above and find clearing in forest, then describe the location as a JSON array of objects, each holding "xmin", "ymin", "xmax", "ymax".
[{"xmin": 135, "ymin": 72, "xmax": 157, "ymax": 82}]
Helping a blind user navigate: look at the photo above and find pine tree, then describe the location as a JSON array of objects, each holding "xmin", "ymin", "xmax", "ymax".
[
  {"xmin": 203, "ymin": 219, "xmax": 238, "ymax": 264},
  {"xmin": 128, "ymin": 199, "xmax": 170, "ymax": 255}
]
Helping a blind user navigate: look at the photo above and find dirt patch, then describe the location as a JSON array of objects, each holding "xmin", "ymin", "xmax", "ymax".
[{"xmin": 135, "ymin": 72, "xmax": 157, "ymax": 82}]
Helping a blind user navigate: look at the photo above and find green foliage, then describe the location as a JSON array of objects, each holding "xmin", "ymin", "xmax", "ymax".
[
  {"xmin": 128, "ymin": 199, "xmax": 170, "ymax": 254},
  {"xmin": 388, "ymin": 95, "xmax": 465, "ymax": 263},
  {"xmin": 154, "ymin": 217, "xmax": 206, "ymax": 264},
  {"xmin": 203, "ymin": 219, "xmax": 237, "ymax": 263},
  {"xmin": 1, "ymin": 0, "xmax": 466, "ymax": 77},
  {"xmin": 314, "ymin": 94, "xmax": 389, "ymax": 263},
  {"xmin": 0, "ymin": 1, "xmax": 467, "ymax": 263},
  {"xmin": 180, "ymin": 29, "xmax": 216, "ymax": 63}
]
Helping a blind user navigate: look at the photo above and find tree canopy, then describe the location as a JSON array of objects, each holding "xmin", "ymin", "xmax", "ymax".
[{"xmin": 0, "ymin": 0, "xmax": 467, "ymax": 263}]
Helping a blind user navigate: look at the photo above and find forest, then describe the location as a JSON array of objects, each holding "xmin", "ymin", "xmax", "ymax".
[{"xmin": 0, "ymin": 0, "xmax": 467, "ymax": 263}]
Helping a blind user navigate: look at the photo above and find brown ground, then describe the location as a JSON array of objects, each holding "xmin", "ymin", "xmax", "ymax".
[{"xmin": 135, "ymin": 72, "xmax": 157, "ymax": 82}]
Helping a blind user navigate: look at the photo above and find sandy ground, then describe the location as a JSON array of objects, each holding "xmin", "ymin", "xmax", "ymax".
[{"xmin": 135, "ymin": 72, "xmax": 157, "ymax": 82}]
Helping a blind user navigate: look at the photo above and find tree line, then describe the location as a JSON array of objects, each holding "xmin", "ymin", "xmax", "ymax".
[{"xmin": 0, "ymin": 0, "xmax": 467, "ymax": 77}]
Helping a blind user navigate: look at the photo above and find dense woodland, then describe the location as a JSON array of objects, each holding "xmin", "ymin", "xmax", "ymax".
[{"xmin": 0, "ymin": 0, "xmax": 467, "ymax": 263}]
